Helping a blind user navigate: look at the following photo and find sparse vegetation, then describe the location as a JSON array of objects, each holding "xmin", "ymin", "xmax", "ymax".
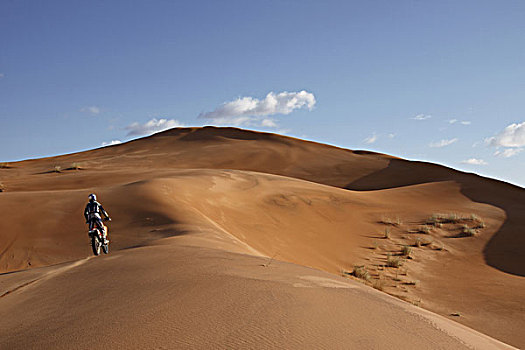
[
  {"xmin": 352, "ymin": 265, "xmax": 371, "ymax": 281},
  {"xmin": 426, "ymin": 214, "xmax": 439, "ymax": 226},
  {"xmin": 462, "ymin": 224, "xmax": 477, "ymax": 236},
  {"xmin": 386, "ymin": 254, "xmax": 403, "ymax": 268},
  {"xmin": 373, "ymin": 278, "xmax": 384, "ymax": 291},
  {"xmin": 380, "ymin": 216, "xmax": 392, "ymax": 225},
  {"xmin": 426, "ymin": 212, "xmax": 485, "ymax": 236},
  {"xmin": 383, "ymin": 228, "xmax": 390, "ymax": 239},
  {"xmin": 53, "ymin": 165, "xmax": 62, "ymax": 173},
  {"xmin": 474, "ymin": 221, "xmax": 486, "ymax": 229},
  {"xmin": 427, "ymin": 212, "xmax": 461, "ymax": 225},
  {"xmin": 469, "ymin": 213, "xmax": 480, "ymax": 221},
  {"xmin": 0, "ymin": 182, "xmax": 4, "ymax": 192},
  {"xmin": 380, "ymin": 215, "xmax": 402, "ymax": 226},
  {"xmin": 69, "ymin": 162, "xmax": 82, "ymax": 170},
  {"xmin": 416, "ymin": 237, "xmax": 432, "ymax": 247},
  {"xmin": 393, "ymin": 271, "xmax": 402, "ymax": 282},
  {"xmin": 401, "ymin": 245, "xmax": 412, "ymax": 257},
  {"xmin": 404, "ymin": 280, "xmax": 418, "ymax": 286},
  {"xmin": 447, "ymin": 213, "xmax": 459, "ymax": 222},
  {"xmin": 419, "ymin": 225, "xmax": 432, "ymax": 234},
  {"xmin": 412, "ymin": 299, "xmax": 422, "ymax": 307},
  {"xmin": 0, "ymin": 162, "xmax": 10, "ymax": 169},
  {"xmin": 431, "ymin": 241, "xmax": 445, "ymax": 251}
]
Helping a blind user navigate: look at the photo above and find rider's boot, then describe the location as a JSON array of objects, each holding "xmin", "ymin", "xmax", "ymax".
[{"xmin": 103, "ymin": 229, "xmax": 109, "ymax": 244}]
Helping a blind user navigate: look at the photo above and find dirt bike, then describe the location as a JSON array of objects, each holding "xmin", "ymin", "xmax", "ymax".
[{"xmin": 88, "ymin": 217, "xmax": 110, "ymax": 256}]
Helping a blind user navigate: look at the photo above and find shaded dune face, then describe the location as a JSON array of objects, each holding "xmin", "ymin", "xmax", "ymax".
[
  {"xmin": 345, "ymin": 159, "xmax": 525, "ymax": 277},
  {"xmin": 0, "ymin": 126, "xmax": 524, "ymax": 348}
]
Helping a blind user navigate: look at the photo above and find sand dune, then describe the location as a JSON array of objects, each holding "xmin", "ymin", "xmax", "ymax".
[
  {"xmin": 0, "ymin": 239, "xmax": 514, "ymax": 350},
  {"xmin": 0, "ymin": 127, "xmax": 523, "ymax": 348}
]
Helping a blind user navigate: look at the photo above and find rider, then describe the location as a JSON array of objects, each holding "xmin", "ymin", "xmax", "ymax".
[{"xmin": 84, "ymin": 193, "xmax": 111, "ymax": 244}]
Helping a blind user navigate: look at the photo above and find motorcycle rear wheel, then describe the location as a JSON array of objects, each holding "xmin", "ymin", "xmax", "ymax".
[{"xmin": 91, "ymin": 235, "xmax": 101, "ymax": 256}]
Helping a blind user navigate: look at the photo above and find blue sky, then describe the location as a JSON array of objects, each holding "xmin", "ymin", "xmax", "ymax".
[{"xmin": 1, "ymin": 0, "xmax": 524, "ymax": 186}]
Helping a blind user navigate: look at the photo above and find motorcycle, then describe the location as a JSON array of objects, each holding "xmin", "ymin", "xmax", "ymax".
[{"xmin": 88, "ymin": 217, "xmax": 110, "ymax": 256}]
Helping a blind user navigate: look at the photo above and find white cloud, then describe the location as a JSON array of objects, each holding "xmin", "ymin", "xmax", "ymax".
[
  {"xmin": 126, "ymin": 118, "xmax": 183, "ymax": 136},
  {"xmin": 412, "ymin": 114, "xmax": 431, "ymax": 120},
  {"xmin": 101, "ymin": 140, "xmax": 122, "ymax": 147},
  {"xmin": 487, "ymin": 122, "xmax": 525, "ymax": 148},
  {"xmin": 0, "ymin": 73, "xmax": 4, "ymax": 79},
  {"xmin": 388, "ymin": 133, "xmax": 396, "ymax": 138},
  {"xmin": 276, "ymin": 128, "xmax": 291, "ymax": 135},
  {"xmin": 364, "ymin": 133, "xmax": 378, "ymax": 144},
  {"xmin": 199, "ymin": 90, "xmax": 316, "ymax": 126},
  {"xmin": 448, "ymin": 119, "xmax": 471, "ymax": 125},
  {"xmin": 494, "ymin": 148, "xmax": 523, "ymax": 158},
  {"xmin": 81, "ymin": 106, "xmax": 101, "ymax": 115},
  {"xmin": 461, "ymin": 158, "xmax": 487, "ymax": 165},
  {"xmin": 429, "ymin": 138, "xmax": 458, "ymax": 148},
  {"xmin": 260, "ymin": 118, "xmax": 278, "ymax": 127}
]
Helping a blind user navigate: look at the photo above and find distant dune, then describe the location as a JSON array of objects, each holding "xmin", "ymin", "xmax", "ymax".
[{"xmin": 0, "ymin": 127, "xmax": 523, "ymax": 349}]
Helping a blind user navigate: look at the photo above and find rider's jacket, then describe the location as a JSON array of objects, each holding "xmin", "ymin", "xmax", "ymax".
[{"xmin": 84, "ymin": 201, "xmax": 109, "ymax": 221}]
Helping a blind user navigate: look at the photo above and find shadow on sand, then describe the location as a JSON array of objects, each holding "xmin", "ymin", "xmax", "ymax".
[{"xmin": 345, "ymin": 159, "xmax": 525, "ymax": 277}]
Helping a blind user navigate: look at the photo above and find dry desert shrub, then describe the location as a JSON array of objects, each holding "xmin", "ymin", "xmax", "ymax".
[
  {"xmin": 0, "ymin": 162, "xmax": 10, "ymax": 169},
  {"xmin": 404, "ymin": 280, "xmax": 418, "ymax": 286},
  {"xmin": 373, "ymin": 278, "xmax": 384, "ymax": 291},
  {"xmin": 0, "ymin": 182, "xmax": 4, "ymax": 192},
  {"xmin": 469, "ymin": 213, "xmax": 481, "ymax": 221},
  {"xmin": 401, "ymin": 245, "xmax": 412, "ymax": 257},
  {"xmin": 446, "ymin": 213, "xmax": 460, "ymax": 222},
  {"xmin": 386, "ymin": 254, "xmax": 403, "ymax": 268},
  {"xmin": 467, "ymin": 213, "xmax": 486, "ymax": 228},
  {"xmin": 419, "ymin": 225, "xmax": 432, "ymax": 234},
  {"xmin": 380, "ymin": 216, "xmax": 402, "ymax": 226},
  {"xmin": 383, "ymin": 228, "xmax": 391, "ymax": 239},
  {"xmin": 380, "ymin": 216, "xmax": 392, "ymax": 225},
  {"xmin": 53, "ymin": 165, "xmax": 62, "ymax": 173},
  {"xmin": 475, "ymin": 221, "xmax": 486, "ymax": 229},
  {"xmin": 427, "ymin": 212, "xmax": 462, "ymax": 225},
  {"xmin": 462, "ymin": 225, "xmax": 477, "ymax": 236},
  {"xmin": 433, "ymin": 242, "xmax": 445, "ymax": 251},
  {"xmin": 352, "ymin": 265, "xmax": 371, "ymax": 281},
  {"xmin": 426, "ymin": 213, "xmax": 440, "ymax": 226},
  {"xmin": 415, "ymin": 237, "xmax": 432, "ymax": 247},
  {"xmin": 427, "ymin": 212, "xmax": 486, "ymax": 233}
]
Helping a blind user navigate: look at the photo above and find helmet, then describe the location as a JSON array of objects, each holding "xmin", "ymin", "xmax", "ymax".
[{"xmin": 88, "ymin": 193, "xmax": 97, "ymax": 202}]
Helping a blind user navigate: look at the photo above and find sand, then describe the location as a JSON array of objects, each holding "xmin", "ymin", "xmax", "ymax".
[{"xmin": 0, "ymin": 126, "xmax": 523, "ymax": 348}]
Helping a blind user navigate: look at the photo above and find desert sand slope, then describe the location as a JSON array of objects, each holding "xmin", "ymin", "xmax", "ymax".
[
  {"xmin": 0, "ymin": 237, "xmax": 515, "ymax": 350},
  {"xmin": 0, "ymin": 127, "xmax": 392, "ymax": 192},
  {"xmin": 0, "ymin": 127, "xmax": 524, "ymax": 348}
]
